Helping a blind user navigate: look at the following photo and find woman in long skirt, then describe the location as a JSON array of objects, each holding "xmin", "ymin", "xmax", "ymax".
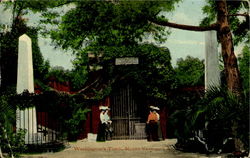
[
  {"xmin": 146, "ymin": 106, "xmax": 159, "ymax": 141},
  {"xmin": 96, "ymin": 106, "xmax": 107, "ymax": 141}
]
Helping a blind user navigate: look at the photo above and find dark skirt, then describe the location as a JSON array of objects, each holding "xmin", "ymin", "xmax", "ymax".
[
  {"xmin": 146, "ymin": 121, "xmax": 159, "ymax": 141},
  {"xmin": 96, "ymin": 122, "xmax": 106, "ymax": 141}
]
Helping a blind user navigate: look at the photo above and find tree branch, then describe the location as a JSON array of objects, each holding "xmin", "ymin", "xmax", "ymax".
[
  {"xmin": 76, "ymin": 76, "xmax": 101, "ymax": 94},
  {"xmin": 149, "ymin": 18, "xmax": 218, "ymax": 32},
  {"xmin": 228, "ymin": 13, "xmax": 249, "ymax": 17}
]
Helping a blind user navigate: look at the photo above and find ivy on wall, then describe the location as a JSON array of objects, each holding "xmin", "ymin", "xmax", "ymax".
[{"xmin": 4, "ymin": 90, "xmax": 91, "ymax": 141}]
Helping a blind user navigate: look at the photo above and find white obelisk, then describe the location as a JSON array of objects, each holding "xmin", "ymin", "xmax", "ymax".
[
  {"xmin": 16, "ymin": 34, "xmax": 37, "ymax": 144},
  {"xmin": 205, "ymin": 31, "xmax": 220, "ymax": 90}
]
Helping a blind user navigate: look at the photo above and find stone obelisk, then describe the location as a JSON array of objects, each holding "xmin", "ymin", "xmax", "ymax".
[
  {"xmin": 16, "ymin": 34, "xmax": 37, "ymax": 144},
  {"xmin": 205, "ymin": 31, "xmax": 220, "ymax": 90}
]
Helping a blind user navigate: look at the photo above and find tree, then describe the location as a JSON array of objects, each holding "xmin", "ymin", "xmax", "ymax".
[
  {"xmin": 147, "ymin": 0, "xmax": 248, "ymax": 151},
  {"xmin": 44, "ymin": 1, "xmax": 179, "ymax": 51},
  {"xmin": 117, "ymin": 44, "xmax": 175, "ymax": 99},
  {"xmin": 38, "ymin": 0, "xmax": 248, "ymax": 95},
  {"xmin": 172, "ymin": 86, "xmax": 249, "ymax": 153},
  {"xmin": 74, "ymin": 43, "xmax": 175, "ymax": 100},
  {"xmin": 150, "ymin": 0, "xmax": 249, "ymax": 95},
  {"xmin": 37, "ymin": 1, "xmax": 180, "ymax": 97},
  {"xmin": 3, "ymin": 0, "xmax": 247, "ymax": 95},
  {"xmin": 175, "ymin": 56, "xmax": 204, "ymax": 87}
]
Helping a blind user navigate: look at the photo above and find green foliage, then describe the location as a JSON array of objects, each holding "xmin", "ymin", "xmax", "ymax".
[
  {"xmin": 68, "ymin": 51, "xmax": 89, "ymax": 90},
  {"xmin": 167, "ymin": 89, "xmax": 203, "ymax": 139},
  {"xmin": 8, "ymin": 129, "xmax": 27, "ymax": 155},
  {"xmin": 46, "ymin": 66, "xmax": 71, "ymax": 83},
  {"xmin": 136, "ymin": 44, "xmax": 175, "ymax": 99},
  {"xmin": 199, "ymin": 87, "xmax": 249, "ymax": 149},
  {"xmin": 65, "ymin": 105, "xmax": 91, "ymax": 140},
  {"xmin": 170, "ymin": 86, "xmax": 249, "ymax": 151},
  {"xmin": 0, "ymin": 95, "xmax": 15, "ymax": 127},
  {"xmin": 0, "ymin": 94, "xmax": 27, "ymax": 157},
  {"xmin": 174, "ymin": 56, "xmax": 205, "ymax": 87},
  {"xmin": 6, "ymin": 90, "xmax": 91, "ymax": 141},
  {"xmin": 2, "ymin": 0, "xmax": 180, "ymax": 100},
  {"xmin": 70, "ymin": 68, "xmax": 88, "ymax": 90},
  {"xmin": 28, "ymin": 28, "xmax": 51, "ymax": 83},
  {"xmin": 100, "ymin": 44, "xmax": 175, "ymax": 100},
  {"xmin": 44, "ymin": 65, "xmax": 88, "ymax": 91},
  {"xmin": 2, "ymin": 0, "xmax": 66, "ymax": 14},
  {"xmin": 93, "ymin": 85, "xmax": 112, "ymax": 100},
  {"xmin": 238, "ymin": 45, "xmax": 250, "ymax": 94},
  {"xmin": 0, "ymin": 128, "xmax": 27, "ymax": 157},
  {"xmin": 201, "ymin": 0, "xmax": 249, "ymax": 45},
  {"xmin": 40, "ymin": 1, "xmax": 180, "ymax": 51},
  {"xmin": 69, "ymin": 43, "xmax": 175, "ymax": 100},
  {"xmin": 200, "ymin": 0, "xmax": 216, "ymax": 26},
  {"xmin": 43, "ymin": 93, "xmax": 91, "ymax": 141},
  {"xmin": 0, "ymin": 28, "xmax": 21, "ymax": 90},
  {"xmin": 11, "ymin": 90, "xmax": 36, "ymax": 110}
]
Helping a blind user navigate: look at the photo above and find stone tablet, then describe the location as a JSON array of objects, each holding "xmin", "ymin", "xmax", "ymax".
[{"xmin": 115, "ymin": 57, "xmax": 139, "ymax": 65}]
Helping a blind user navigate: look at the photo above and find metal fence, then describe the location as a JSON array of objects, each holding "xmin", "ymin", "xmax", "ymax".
[
  {"xmin": 36, "ymin": 111, "xmax": 60, "ymax": 144},
  {"xmin": 111, "ymin": 84, "xmax": 146, "ymax": 139},
  {"xmin": 16, "ymin": 108, "xmax": 62, "ymax": 145}
]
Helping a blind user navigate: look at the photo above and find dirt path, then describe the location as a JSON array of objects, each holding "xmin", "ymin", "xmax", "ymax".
[{"xmin": 21, "ymin": 139, "xmax": 227, "ymax": 158}]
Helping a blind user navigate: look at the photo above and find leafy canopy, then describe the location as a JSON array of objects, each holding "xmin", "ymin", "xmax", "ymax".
[
  {"xmin": 175, "ymin": 56, "xmax": 205, "ymax": 87},
  {"xmin": 40, "ymin": 1, "xmax": 180, "ymax": 52},
  {"xmin": 112, "ymin": 44, "xmax": 175, "ymax": 99}
]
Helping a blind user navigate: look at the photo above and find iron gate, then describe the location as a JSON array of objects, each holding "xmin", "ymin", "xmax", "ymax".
[{"xmin": 111, "ymin": 84, "xmax": 146, "ymax": 139}]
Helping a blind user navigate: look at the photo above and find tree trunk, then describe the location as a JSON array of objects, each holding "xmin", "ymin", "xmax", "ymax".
[
  {"xmin": 150, "ymin": 0, "xmax": 244, "ymax": 152},
  {"xmin": 216, "ymin": 0, "xmax": 242, "ymax": 95},
  {"xmin": 149, "ymin": 0, "xmax": 243, "ymax": 95},
  {"xmin": 0, "ymin": 145, "xmax": 3, "ymax": 158},
  {"xmin": 216, "ymin": 1, "xmax": 244, "ymax": 152}
]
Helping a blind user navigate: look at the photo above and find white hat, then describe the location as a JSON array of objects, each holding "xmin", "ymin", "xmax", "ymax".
[
  {"xmin": 154, "ymin": 107, "xmax": 160, "ymax": 110},
  {"xmin": 149, "ymin": 106, "xmax": 155, "ymax": 109},
  {"xmin": 99, "ymin": 106, "xmax": 110, "ymax": 110},
  {"xmin": 149, "ymin": 106, "xmax": 160, "ymax": 110},
  {"xmin": 99, "ymin": 106, "xmax": 106, "ymax": 110}
]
